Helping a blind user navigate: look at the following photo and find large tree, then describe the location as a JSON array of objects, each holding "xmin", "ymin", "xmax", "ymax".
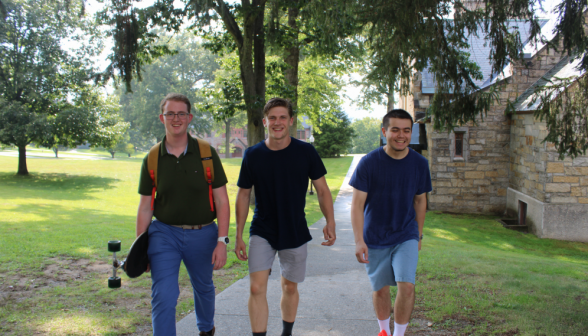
[
  {"xmin": 115, "ymin": 31, "xmax": 218, "ymax": 143},
  {"xmin": 351, "ymin": 116, "xmax": 381, "ymax": 154},
  {"xmin": 313, "ymin": 110, "xmax": 354, "ymax": 158},
  {"xmin": 100, "ymin": 0, "xmax": 268, "ymax": 147},
  {"xmin": 0, "ymin": 0, "xmax": 125, "ymax": 174},
  {"xmin": 101, "ymin": 0, "xmax": 360, "ymax": 147}
]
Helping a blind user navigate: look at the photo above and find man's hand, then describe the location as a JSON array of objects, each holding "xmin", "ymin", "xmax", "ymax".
[
  {"xmin": 355, "ymin": 240, "xmax": 369, "ymax": 264},
  {"xmin": 145, "ymin": 264, "xmax": 150, "ymax": 273},
  {"xmin": 212, "ymin": 242, "xmax": 227, "ymax": 270},
  {"xmin": 418, "ymin": 240, "xmax": 422, "ymax": 251},
  {"xmin": 234, "ymin": 238, "xmax": 248, "ymax": 261},
  {"xmin": 321, "ymin": 224, "xmax": 336, "ymax": 246}
]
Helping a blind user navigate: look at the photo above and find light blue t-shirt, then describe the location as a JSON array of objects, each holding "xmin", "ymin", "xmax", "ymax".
[{"xmin": 349, "ymin": 147, "xmax": 432, "ymax": 248}]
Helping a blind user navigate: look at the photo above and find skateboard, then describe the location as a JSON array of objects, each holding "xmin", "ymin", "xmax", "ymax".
[{"xmin": 107, "ymin": 231, "xmax": 150, "ymax": 288}]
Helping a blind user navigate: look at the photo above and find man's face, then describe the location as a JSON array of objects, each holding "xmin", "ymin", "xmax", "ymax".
[
  {"xmin": 262, "ymin": 106, "xmax": 293, "ymax": 141},
  {"xmin": 159, "ymin": 100, "xmax": 193, "ymax": 136},
  {"xmin": 383, "ymin": 117, "xmax": 412, "ymax": 152}
]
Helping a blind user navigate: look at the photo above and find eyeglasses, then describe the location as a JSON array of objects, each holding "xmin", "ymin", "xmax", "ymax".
[{"xmin": 162, "ymin": 112, "xmax": 190, "ymax": 119}]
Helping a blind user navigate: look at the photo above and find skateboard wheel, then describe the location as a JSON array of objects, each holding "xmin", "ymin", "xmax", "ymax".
[
  {"xmin": 108, "ymin": 240, "xmax": 121, "ymax": 252},
  {"xmin": 108, "ymin": 276, "xmax": 121, "ymax": 288}
]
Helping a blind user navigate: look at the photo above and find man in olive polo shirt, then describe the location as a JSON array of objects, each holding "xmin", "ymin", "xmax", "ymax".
[{"xmin": 136, "ymin": 93, "xmax": 230, "ymax": 336}]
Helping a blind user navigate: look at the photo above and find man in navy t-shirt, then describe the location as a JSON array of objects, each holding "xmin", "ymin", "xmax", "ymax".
[
  {"xmin": 235, "ymin": 97, "xmax": 337, "ymax": 336},
  {"xmin": 349, "ymin": 109, "xmax": 432, "ymax": 336}
]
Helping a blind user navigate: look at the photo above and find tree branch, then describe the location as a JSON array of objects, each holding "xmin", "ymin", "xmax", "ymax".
[{"xmin": 214, "ymin": 0, "xmax": 243, "ymax": 49}]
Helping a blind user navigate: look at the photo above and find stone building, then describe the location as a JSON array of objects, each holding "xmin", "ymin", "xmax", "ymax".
[{"xmin": 399, "ymin": 17, "xmax": 588, "ymax": 242}]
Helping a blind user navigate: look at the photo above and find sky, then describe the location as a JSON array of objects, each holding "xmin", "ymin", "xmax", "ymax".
[{"xmin": 83, "ymin": 0, "xmax": 561, "ymax": 122}]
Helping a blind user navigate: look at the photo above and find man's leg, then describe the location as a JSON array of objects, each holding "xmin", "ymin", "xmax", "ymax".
[
  {"xmin": 277, "ymin": 243, "xmax": 307, "ymax": 336},
  {"xmin": 393, "ymin": 282, "xmax": 415, "ymax": 323},
  {"xmin": 373, "ymin": 285, "xmax": 392, "ymax": 320},
  {"xmin": 147, "ymin": 221, "xmax": 183, "ymax": 336},
  {"xmin": 249, "ymin": 270, "xmax": 271, "ymax": 333},
  {"xmin": 390, "ymin": 240, "xmax": 419, "ymax": 336},
  {"xmin": 365, "ymin": 247, "xmax": 394, "ymax": 335},
  {"xmin": 280, "ymin": 276, "xmax": 299, "ymax": 323},
  {"xmin": 247, "ymin": 235, "xmax": 278, "ymax": 335},
  {"xmin": 182, "ymin": 223, "xmax": 218, "ymax": 333}
]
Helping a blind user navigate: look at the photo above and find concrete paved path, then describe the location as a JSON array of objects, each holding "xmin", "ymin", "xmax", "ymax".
[{"xmin": 177, "ymin": 155, "xmax": 376, "ymax": 336}]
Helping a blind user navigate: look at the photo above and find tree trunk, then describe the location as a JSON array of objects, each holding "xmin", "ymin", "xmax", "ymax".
[
  {"xmin": 53, "ymin": 147, "xmax": 58, "ymax": 158},
  {"xmin": 235, "ymin": 0, "xmax": 266, "ymax": 148},
  {"xmin": 225, "ymin": 118, "xmax": 231, "ymax": 159},
  {"xmin": 17, "ymin": 144, "xmax": 28, "ymax": 175},
  {"xmin": 285, "ymin": 3, "xmax": 300, "ymax": 138},
  {"xmin": 387, "ymin": 87, "xmax": 395, "ymax": 112},
  {"xmin": 110, "ymin": 150, "xmax": 115, "ymax": 158}
]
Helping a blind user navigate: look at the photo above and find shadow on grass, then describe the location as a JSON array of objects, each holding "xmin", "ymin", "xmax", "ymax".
[
  {"xmin": 426, "ymin": 211, "xmax": 588, "ymax": 264},
  {"xmin": 0, "ymin": 172, "xmax": 119, "ymax": 200}
]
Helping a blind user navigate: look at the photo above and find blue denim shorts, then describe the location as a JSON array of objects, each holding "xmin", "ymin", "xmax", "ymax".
[{"xmin": 365, "ymin": 239, "xmax": 419, "ymax": 291}]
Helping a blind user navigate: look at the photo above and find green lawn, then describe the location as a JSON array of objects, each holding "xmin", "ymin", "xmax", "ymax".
[
  {"xmin": 0, "ymin": 153, "xmax": 353, "ymax": 335},
  {"xmin": 2, "ymin": 152, "xmax": 587, "ymax": 335},
  {"xmin": 416, "ymin": 212, "xmax": 588, "ymax": 335}
]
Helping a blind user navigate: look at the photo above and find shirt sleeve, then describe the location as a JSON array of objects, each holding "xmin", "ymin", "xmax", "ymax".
[
  {"xmin": 417, "ymin": 160, "xmax": 433, "ymax": 195},
  {"xmin": 309, "ymin": 144, "xmax": 327, "ymax": 180},
  {"xmin": 138, "ymin": 154, "xmax": 153, "ymax": 195},
  {"xmin": 348, "ymin": 156, "xmax": 369, "ymax": 193},
  {"xmin": 211, "ymin": 146, "xmax": 228, "ymax": 189},
  {"xmin": 237, "ymin": 147, "xmax": 253, "ymax": 189}
]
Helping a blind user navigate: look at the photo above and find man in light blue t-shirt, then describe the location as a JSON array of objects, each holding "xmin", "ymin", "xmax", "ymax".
[{"xmin": 349, "ymin": 109, "xmax": 432, "ymax": 336}]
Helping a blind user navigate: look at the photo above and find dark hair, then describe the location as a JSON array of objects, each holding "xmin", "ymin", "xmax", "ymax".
[
  {"xmin": 263, "ymin": 97, "xmax": 293, "ymax": 118},
  {"xmin": 160, "ymin": 93, "xmax": 191, "ymax": 114},
  {"xmin": 382, "ymin": 109, "xmax": 413, "ymax": 129}
]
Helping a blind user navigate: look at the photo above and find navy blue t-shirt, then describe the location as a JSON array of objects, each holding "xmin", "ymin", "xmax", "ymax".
[
  {"xmin": 349, "ymin": 147, "xmax": 432, "ymax": 249},
  {"xmin": 237, "ymin": 138, "xmax": 327, "ymax": 250}
]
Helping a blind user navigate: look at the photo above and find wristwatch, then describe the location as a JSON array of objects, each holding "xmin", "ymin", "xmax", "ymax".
[
  {"xmin": 218, "ymin": 236, "xmax": 229, "ymax": 245},
  {"xmin": 420, "ymin": 234, "xmax": 424, "ymax": 241}
]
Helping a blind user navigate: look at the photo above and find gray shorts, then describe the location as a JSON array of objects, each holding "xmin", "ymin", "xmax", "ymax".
[{"xmin": 248, "ymin": 235, "xmax": 308, "ymax": 283}]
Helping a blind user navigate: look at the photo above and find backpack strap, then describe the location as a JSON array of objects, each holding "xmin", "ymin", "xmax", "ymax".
[
  {"xmin": 147, "ymin": 142, "xmax": 161, "ymax": 211},
  {"xmin": 197, "ymin": 138, "xmax": 215, "ymax": 212}
]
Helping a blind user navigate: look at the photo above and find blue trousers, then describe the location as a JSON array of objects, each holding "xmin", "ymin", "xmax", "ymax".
[{"xmin": 148, "ymin": 220, "xmax": 218, "ymax": 335}]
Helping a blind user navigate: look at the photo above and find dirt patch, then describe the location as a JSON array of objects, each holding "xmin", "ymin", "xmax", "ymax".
[
  {"xmin": 1, "ymin": 258, "xmax": 111, "ymax": 304},
  {"xmin": 408, "ymin": 318, "xmax": 457, "ymax": 335}
]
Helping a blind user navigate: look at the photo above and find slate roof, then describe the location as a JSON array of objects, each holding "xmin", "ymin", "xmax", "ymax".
[
  {"xmin": 421, "ymin": 19, "xmax": 549, "ymax": 93},
  {"xmin": 513, "ymin": 55, "xmax": 586, "ymax": 112}
]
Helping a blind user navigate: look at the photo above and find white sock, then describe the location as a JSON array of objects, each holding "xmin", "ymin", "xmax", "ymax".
[
  {"xmin": 392, "ymin": 321, "xmax": 408, "ymax": 336},
  {"xmin": 377, "ymin": 317, "xmax": 391, "ymax": 335}
]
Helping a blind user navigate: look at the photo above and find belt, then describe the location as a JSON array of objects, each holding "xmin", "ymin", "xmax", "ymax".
[{"xmin": 170, "ymin": 222, "xmax": 214, "ymax": 230}]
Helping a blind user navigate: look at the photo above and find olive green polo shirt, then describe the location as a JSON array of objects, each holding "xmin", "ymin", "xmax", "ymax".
[{"xmin": 138, "ymin": 134, "xmax": 228, "ymax": 225}]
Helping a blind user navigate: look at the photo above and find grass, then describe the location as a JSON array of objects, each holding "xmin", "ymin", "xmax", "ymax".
[
  {"xmin": 0, "ymin": 152, "xmax": 352, "ymax": 335},
  {"xmin": 413, "ymin": 212, "xmax": 588, "ymax": 335},
  {"xmin": 2, "ymin": 150, "xmax": 587, "ymax": 335}
]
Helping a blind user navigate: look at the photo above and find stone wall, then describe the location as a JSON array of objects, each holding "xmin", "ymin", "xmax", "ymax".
[
  {"xmin": 509, "ymin": 113, "xmax": 588, "ymax": 206},
  {"xmin": 425, "ymin": 107, "xmax": 511, "ymax": 214}
]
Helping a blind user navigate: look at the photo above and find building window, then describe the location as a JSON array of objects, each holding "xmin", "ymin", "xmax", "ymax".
[
  {"xmin": 244, "ymin": 129, "xmax": 247, "ymax": 138},
  {"xmin": 455, "ymin": 132, "xmax": 464, "ymax": 158}
]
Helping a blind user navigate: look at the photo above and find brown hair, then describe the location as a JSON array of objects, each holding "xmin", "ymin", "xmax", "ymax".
[
  {"xmin": 160, "ymin": 93, "xmax": 191, "ymax": 114},
  {"xmin": 382, "ymin": 108, "xmax": 413, "ymax": 129},
  {"xmin": 263, "ymin": 97, "xmax": 293, "ymax": 118}
]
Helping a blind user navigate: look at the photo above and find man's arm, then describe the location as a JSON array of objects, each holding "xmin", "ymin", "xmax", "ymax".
[
  {"xmin": 312, "ymin": 176, "xmax": 336, "ymax": 246},
  {"xmin": 234, "ymin": 187, "xmax": 251, "ymax": 260},
  {"xmin": 413, "ymin": 193, "xmax": 427, "ymax": 251},
  {"xmin": 350, "ymin": 188, "xmax": 369, "ymax": 263},
  {"xmin": 212, "ymin": 185, "xmax": 230, "ymax": 270},
  {"xmin": 136, "ymin": 195, "xmax": 153, "ymax": 237}
]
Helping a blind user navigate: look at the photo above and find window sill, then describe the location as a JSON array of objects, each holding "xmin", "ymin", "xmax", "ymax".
[{"xmin": 453, "ymin": 157, "xmax": 465, "ymax": 162}]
